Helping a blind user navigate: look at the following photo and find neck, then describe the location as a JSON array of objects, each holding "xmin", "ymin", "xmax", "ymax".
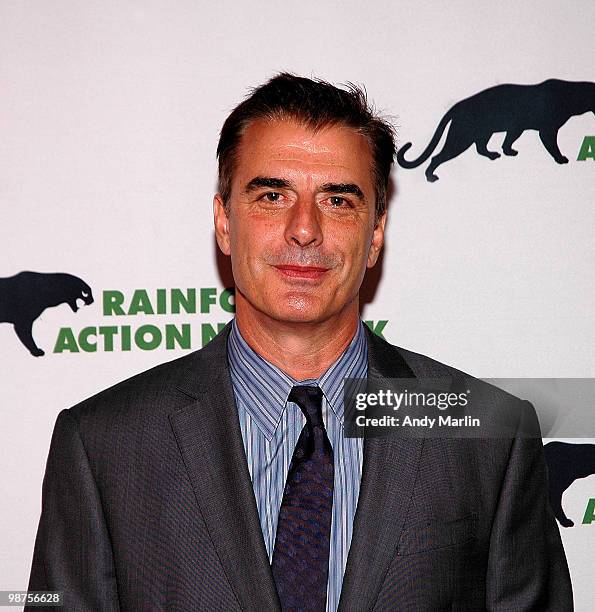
[{"xmin": 235, "ymin": 300, "xmax": 360, "ymax": 381}]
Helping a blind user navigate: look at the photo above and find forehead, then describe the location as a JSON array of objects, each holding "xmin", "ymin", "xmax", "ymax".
[{"xmin": 233, "ymin": 118, "xmax": 374, "ymax": 188}]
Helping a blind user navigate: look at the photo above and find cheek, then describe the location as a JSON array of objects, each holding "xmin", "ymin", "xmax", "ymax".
[
  {"xmin": 337, "ymin": 233, "xmax": 372, "ymax": 269},
  {"xmin": 229, "ymin": 218, "xmax": 273, "ymax": 274},
  {"xmin": 229, "ymin": 216, "xmax": 255, "ymax": 253},
  {"xmin": 344, "ymin": 238, "xmax": 374, "ymax": 285}
]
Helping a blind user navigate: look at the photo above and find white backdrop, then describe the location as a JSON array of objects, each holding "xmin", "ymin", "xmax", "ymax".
[{"xmin": 1, "ymin": 0, "xmax": 594, "ymax": 608}]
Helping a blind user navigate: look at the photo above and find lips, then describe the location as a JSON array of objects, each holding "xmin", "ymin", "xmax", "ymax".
[{"xmin": 274, "ymin": 265, "xmax": 329, "ymax": 280}]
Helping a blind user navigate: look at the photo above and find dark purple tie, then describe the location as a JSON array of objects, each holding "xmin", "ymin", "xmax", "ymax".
[{"xmin": 271, "ymin": 385, "xmax": 335, "ymax": 612}]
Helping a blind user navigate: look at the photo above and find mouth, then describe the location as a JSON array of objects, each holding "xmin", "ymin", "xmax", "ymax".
[{"xmin": 274, "ymin": 265, "xmax": 330, "ymax": 280}]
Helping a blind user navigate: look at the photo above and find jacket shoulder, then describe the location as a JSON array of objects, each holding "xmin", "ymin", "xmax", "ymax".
[
  {"xmin": 67, "ymin": 324, "xmax": 231, "ymax": 426},
  {"xmin": 365, "ymin": 325, "xmax": 470, "ymax": 379},
  {"xmin": 371, "ymin": 332, "xmax": 533, "ymax": 423},
  {"xmin": 396, "ymin": 344, "xmax": 470, "ymax": 379}
]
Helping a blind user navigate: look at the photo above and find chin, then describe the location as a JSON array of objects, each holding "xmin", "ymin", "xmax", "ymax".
[
  {"xmin": 261, "ymin": 301, "xmax": 331, "ymax": 325},
  {"xmin": 267, "ymin": 308, "xmax": 325, "ymax": 324},
  {"xmin": 272, "ymin": 293, "xmax": 329, "ymax": 320}
]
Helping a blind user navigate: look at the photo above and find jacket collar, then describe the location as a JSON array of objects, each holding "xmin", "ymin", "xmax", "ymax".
[{"xmin": 227, "ymin": 318, "xmax": 368, "ymax": 439}]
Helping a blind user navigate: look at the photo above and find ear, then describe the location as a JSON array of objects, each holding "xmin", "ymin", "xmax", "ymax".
[
  {"xmin": 367, "ymin": 212, "xmax": 386, "ymax": 268},
  {"xmin": 213, "ymin": 194, "xmax": 231, "ymax": 256}
]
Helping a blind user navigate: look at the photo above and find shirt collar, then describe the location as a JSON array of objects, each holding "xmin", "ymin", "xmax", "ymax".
[{"xmin": 227, "ymin": 318, "xmax": 368, "ymax": 440}]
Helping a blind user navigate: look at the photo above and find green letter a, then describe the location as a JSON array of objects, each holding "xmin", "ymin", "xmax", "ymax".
[
  {"xmin": 582, "ymin": 498, "xmax": 595, "ymax": 524},
  {"xmin": 577, "ymin": 136, "xmax": 595, "ymax": 161}
]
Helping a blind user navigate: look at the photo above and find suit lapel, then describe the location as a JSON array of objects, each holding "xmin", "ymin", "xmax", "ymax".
[
  {"xmin": 338, "ymin": 328, "xmax": 423, "ymax": 611},
  {"xmin": 169, "ymin": 324, "xmax": 281, "ymax": 612}
]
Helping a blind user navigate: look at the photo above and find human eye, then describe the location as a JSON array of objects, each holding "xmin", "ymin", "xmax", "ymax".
[
  {"xmin": 253, "ymin": 189, "xmax": 294, "ymax": 210},
  {"xmin": 328, "ymin": 195, "xmax": 351, "ymax": 208},
  {"xmin": 260, "ymin": 191, "xmax": 282, "ymax": 202}
]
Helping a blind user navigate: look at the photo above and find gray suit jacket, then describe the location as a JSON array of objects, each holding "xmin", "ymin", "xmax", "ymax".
[{"xmin": 27, "ymin": 323, "xmax": 573, "ymax": 611}]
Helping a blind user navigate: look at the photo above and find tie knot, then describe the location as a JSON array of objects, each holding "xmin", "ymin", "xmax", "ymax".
[{"xmin": 288, "ymin": 385, "xmax": 324, "ymax": 427}]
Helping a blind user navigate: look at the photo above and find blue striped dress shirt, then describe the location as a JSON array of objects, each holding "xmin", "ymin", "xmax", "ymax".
[{"xmin": 227, "ymin": 318, "xmax": 367, "ymax": 612}]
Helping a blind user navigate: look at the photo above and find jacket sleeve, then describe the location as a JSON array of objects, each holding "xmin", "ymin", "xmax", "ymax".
[
  {"xmin": 485, "ymin": 401, "xmax": 573, "ymax": 611},
  {"xmin": 26, "ymin": 409, "xmax": 120, "ymax": 612}
]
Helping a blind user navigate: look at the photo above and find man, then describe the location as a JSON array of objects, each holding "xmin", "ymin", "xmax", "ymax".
[{"xmin": 28, "ymin": 73, "xmax": 572, "ymax": 611}]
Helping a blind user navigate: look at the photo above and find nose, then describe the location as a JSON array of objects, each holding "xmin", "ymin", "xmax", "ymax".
[{"xmin": 284, "ymin": 197, "xmax": 323, "ymax": 248}]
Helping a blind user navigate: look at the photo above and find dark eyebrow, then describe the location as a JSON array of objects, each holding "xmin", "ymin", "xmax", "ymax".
[
  {"xmin": 318, "ymin": 183, "xmax": 364, "ymax": 200},
  {"xmin": 244, "ymin": 176, "xmax": 296, "ymax": 193}
]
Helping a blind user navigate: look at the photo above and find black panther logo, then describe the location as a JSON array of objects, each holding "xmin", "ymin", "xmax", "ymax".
[
  {"xmin": 0, "ymin": 271, "xmax": 93, "ymax": 357},
  {"xmin": 397, "ymin": 79, "xmax": 595, "ymax": 182},
  {"xmin": 544, "ymin": 441, "xmax": 595, "ymax": 527}
]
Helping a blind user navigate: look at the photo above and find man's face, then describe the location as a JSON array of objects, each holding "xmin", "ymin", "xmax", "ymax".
[{"xmin": 214, "ymin": 118, "xmax": 386, "ymax": 326}]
